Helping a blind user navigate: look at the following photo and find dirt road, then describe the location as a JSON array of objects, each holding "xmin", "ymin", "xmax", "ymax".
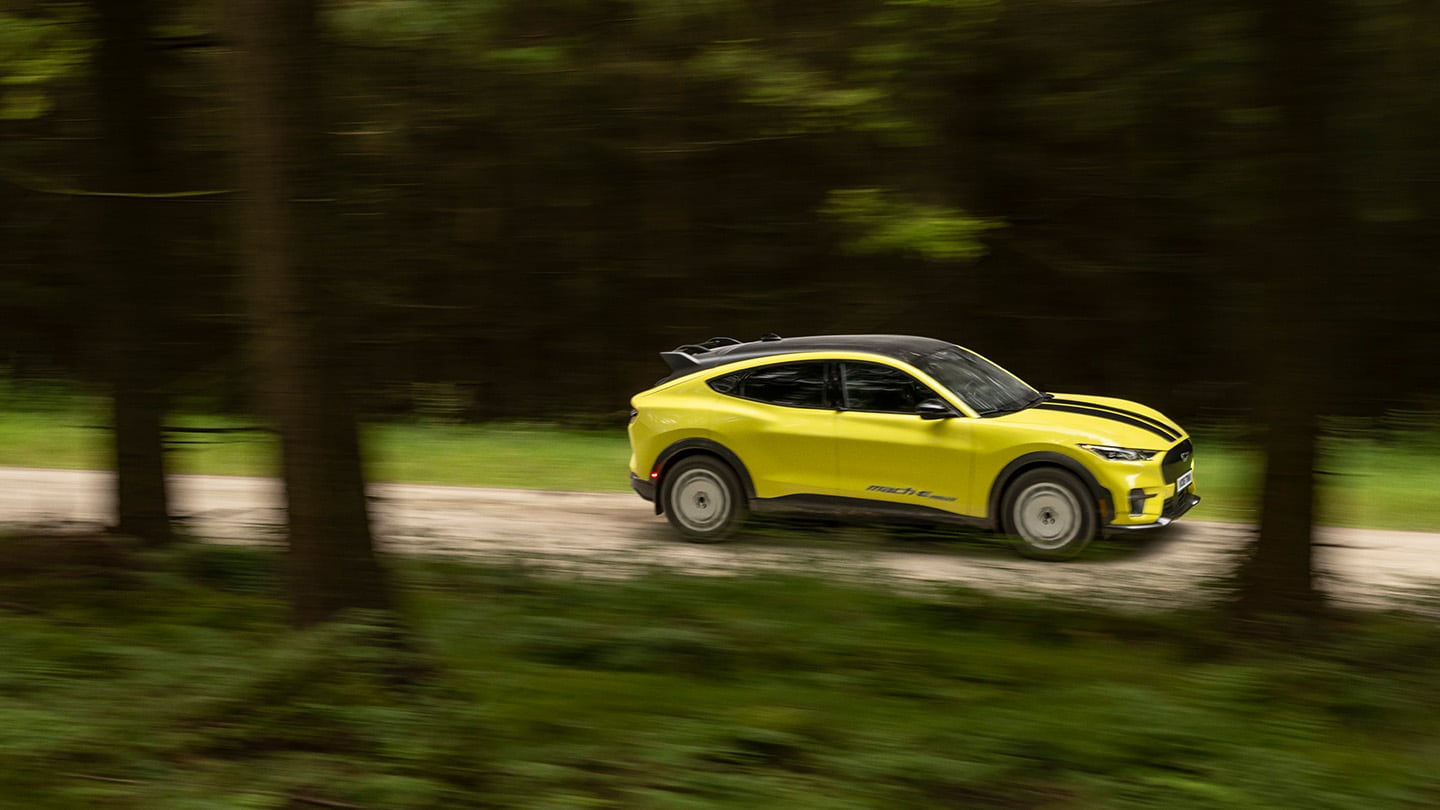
[{"xmin": 2, "ymin": 467, "xmax": 1437, "ymax": 611}]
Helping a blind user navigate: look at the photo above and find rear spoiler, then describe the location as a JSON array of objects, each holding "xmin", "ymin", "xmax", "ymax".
[
  {"xmin": 659, "ymin": 351, "xmax": 704, "ymax": 372},
  {"xmin": 659, "ymin": 335, "xmax": 780, "ymax": 372}
]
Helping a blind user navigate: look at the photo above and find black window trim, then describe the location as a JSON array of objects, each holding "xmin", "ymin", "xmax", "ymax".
[
  {"xmin": 706, "ymin": 360, "xmax": 835, "ymax": 410},
  {"xmin": 837, "ymin": 360, "xmax": 948, "ymax": 416}
]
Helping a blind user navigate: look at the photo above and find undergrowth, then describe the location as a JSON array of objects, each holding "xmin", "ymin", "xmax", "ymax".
[{"xmin": 2, "ymin": 536, "xmax": 1440, "ymax": 808}]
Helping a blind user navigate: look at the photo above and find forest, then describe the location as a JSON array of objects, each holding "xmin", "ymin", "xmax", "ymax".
[
  {"xmin": 3, "ymin": 1, "xmax": 1440, "ymax": 806},
  {"xmin": 5, "ymin": 0, "xmax": 1438, "ymax": 418}
]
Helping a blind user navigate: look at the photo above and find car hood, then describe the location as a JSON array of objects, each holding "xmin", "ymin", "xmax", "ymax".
[{"xmin": 989, "ymin": 392, "xmax": 1187, "ymax": 448}]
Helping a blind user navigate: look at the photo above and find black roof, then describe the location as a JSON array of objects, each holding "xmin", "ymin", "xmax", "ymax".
[{"xmin": 657, "ymin": 334, "xmax": 957, "ymax": 383}]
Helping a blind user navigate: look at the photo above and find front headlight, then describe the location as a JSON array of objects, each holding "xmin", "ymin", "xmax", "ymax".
[{"xmin": 1079, "ymin": 444, "xmax": 1158, "ymax": 462}]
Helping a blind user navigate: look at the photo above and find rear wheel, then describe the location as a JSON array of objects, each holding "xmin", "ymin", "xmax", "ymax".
[
  {"xmin": 662, "ymin": 456, "xmax": 749, "ymax": 542},
  {"xmin": 1002, "ymin": 468, "xmax": 1097, "ymax": 560}
]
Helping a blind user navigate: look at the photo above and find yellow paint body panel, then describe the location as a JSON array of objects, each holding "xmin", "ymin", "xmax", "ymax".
[{"xmin": 628, "ymin": 349, "xmax": 1194, "ymax": 528}]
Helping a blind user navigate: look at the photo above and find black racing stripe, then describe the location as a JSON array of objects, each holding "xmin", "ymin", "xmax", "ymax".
[
  {"xmin": 1048, "ymin": 398, "xmax": 1178, "ymax": 435},
  {"xmin": 1047, "ymin": 399, "xmax": 1180, "ymax": 441},
  {"xmin": 1034, "ymin": 403, "xmax": 1178, "ymax": 442}
]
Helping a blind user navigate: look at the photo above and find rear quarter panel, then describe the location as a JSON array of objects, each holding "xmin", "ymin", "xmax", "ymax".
[{"xmin": 630, "ymin": 375, "xmax": 838, "ymax": 499}]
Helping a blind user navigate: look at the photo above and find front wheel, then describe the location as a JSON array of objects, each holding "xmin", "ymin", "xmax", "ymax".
[
  {"xmin": 1001, "ymin": 468, "xmax": 1097, "ymax": 560},
  {"xmin": 662, "ymin": 456, "xmax": 749, "ymax": 543}
]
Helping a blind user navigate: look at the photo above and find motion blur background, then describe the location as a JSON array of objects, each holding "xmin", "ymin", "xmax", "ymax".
[
  {"xmin": 8, "ymin": 5, "xmax": 1440, "ymax": 808},
  {"xmin": 4, "ymin": 0, "xmax": 1438, "ymax": 425}
]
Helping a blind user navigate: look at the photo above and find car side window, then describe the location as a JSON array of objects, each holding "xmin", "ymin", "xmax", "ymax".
[
  {"xmin": 709, "ymin": 362, "xmax": 829, "ymax": 409},
  {"xmin": 842, "ymin": 362, "xmax": 933, "ymax": 414}
]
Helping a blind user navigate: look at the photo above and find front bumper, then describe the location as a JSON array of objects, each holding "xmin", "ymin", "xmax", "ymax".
[
  {"xmin": 630, "ymin": 472, "xmax": 656, "ymax": 502},
  {"xmin": 1109, "ymin": 492, "xmax": 1201, "ymax": 531}
]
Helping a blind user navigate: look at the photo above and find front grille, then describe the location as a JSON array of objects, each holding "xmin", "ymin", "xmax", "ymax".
[
  {"xmin": 1161, "ymin": 492, "xmax": 1201, "ymax": 520},
  {"xmin": 1162, "ymin": 439, "xmax": 1193, "ymax": 484}
]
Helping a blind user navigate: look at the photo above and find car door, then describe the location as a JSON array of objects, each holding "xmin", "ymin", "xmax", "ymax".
[
  {"xmin": 707, "ymin": 360, "xmax": 839, "ymax": 498},
  {"xmin": 833, "ymin": 361, "xmax": 975, "ymax": 514}
]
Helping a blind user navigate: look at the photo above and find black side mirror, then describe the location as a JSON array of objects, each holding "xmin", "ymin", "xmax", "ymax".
[{"xmin": 917, "ymin": 399, "xmax": 958, "ymax": 420}]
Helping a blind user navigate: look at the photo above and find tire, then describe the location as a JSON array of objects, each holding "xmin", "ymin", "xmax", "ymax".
[
  {"xmin": 1001, "ymin": 468, "xmax": 1097, "ymax": 560},
  {"xmin": 661, "ymin": 456, "xmax": 749, "ymax": 543}
]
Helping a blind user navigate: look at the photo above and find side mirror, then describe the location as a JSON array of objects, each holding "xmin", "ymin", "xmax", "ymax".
[{"xmin": 917, "ymin": 399, "xmax": 958, "ymax": 420}]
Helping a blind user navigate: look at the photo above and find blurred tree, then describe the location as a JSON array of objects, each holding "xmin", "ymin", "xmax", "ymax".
[
  {"xmin": 0, "ymin": 4, "xmax": 92, "ymax": 387},
  {"xmin": 92, "ymin": 0, "xmax": 174, "ymax": 545},
  {"xmin": 1233, "ymin": 0, "xmax": 1345, "ymax": 616},
  {"xmin": 229, "ymin": 0, "xmax": 391, "ymax": 625},
  {"xmin": 4, "ymin": 0, "xmax": 1439, "ymax": 437}
]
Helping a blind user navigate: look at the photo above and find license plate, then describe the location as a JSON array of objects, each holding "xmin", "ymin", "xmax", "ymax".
[{"xmin": 1176, "ymin": 468, "xmax": 1194, "ymax": 495}]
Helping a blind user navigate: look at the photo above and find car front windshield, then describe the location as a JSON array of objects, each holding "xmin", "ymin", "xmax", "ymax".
[{"xmin": 915, "ymin": 347, "xmax": 1041, "ymax": 416}]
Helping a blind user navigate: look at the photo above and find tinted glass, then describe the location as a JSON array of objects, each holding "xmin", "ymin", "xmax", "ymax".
[
  {"xmin": 915, "ymin": 347, "xmax": 1038, "ymax": 415},
  {"xmin": 708, "ymin": 371, "xmax": 741, "ymax": 394},
  {"xmin": 730, "ymin": 362, "xmax": 829, "ymax": 408},
  {"xmin": 843, "ymin": 362, "xmax": 929, "ymax": 413}
]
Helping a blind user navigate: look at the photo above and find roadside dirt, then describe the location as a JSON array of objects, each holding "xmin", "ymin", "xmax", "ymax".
[{"xmin": 2, "ymin": 467, "xmax": 1437, "ymax": 612}]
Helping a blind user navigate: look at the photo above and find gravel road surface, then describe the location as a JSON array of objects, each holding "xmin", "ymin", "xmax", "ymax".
[{"xmin": 3, "ymin": 467, "xmax": 1437, "ymax": 612}]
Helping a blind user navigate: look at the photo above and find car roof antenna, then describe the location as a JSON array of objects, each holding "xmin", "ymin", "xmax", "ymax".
[{"xmin": 759, "ymin": 332, "xmax": 782, "ymax": 341}]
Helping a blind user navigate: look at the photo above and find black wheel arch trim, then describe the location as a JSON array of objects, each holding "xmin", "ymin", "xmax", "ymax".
[
  {"xmin": 651, "ymin": 439, "xmax": 756, "ymax": 515},
  {"xmin": 989, "ymin": 452, "xmax": 1115, "ymax": 528}
]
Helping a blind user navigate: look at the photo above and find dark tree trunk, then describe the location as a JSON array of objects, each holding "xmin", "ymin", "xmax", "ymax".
[
  {"xmin": 230, "ymin": 0, "xmax": 391, "ymax": 625},
  {"xmin": 1234, "ymin": 0, "xmax": 1344, "ymax": 616},
  {"xmin": 1405, "ymin": 0, "xmax": 1440, "ymax": 394},
  {"xmin": 94, "ymin": 0, "xmax": 173, "ymax": 545}
]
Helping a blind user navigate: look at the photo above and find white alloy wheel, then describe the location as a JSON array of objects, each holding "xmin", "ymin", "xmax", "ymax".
[
  {"xmin": 1002, "ymin": 468, "xmax": 1097, "ymax": 559},
  {"xmin": 663, "ymin": 456, "xmax": 748, "ymax": 542}
]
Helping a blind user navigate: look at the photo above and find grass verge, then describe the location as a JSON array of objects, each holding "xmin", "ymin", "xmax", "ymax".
[
  {"xmin": 2, "ymin": 538, "xmax": 1439, "ymax": 809},
  {"xmin": 1, "ymin": 406, "xmax": 1438, "ymax": 531}
]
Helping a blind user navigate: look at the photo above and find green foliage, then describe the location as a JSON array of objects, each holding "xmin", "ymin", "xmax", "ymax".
[
  {"xmin": 822, "ymin": 187, "xmax": 1000, "ymax": 262},
  {"xmin": 0, "ymin": 543, "xmax": 485, "ymax": 808},
  {"xmin": 2, "ymin": 0, "xmax": 1439, "ymax": 428},
  {"xmin": 0, "ymin": 372, "xmax": 102, "ymax": 413},
  {"xmin": 691, "ymin": 42, "xmax": 902, "ymax": 137},
  {"xmin": 4, "ymin": 546, "xmax": 1440, "ymax": 807},
  {"xmin": 0, "ymin": 5, "xmax": 90, "ymax": 120},
  {"xmin": 330, "ymin": 0, "xmax": 485, "ymax": 43}
]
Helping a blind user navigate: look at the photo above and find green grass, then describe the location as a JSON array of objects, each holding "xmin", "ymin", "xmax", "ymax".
[
  {"xmin": 0, "ymin": 408, "xmax": 632, "ymax": 491},
  {"xmin": 0, "ymin": 405, "xmax": 1437, "ymax": 530},
  {"xmin": 0, "ymin": 408, "xmax": 113, "ymax": 472},
  {"xmin": 369, "ymin": 422, "xmax": 632, "ymax": 492},
  {"xmin": 3, "ymin": 540, "xmax": 1440, "ymax": 809},
  {"xmin": 1188, "ymin": 436, "xmax": 1440, "ymax": 531}
]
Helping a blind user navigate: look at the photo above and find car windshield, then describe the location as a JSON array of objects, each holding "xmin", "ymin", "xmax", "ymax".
[{"xmin": 915, "ymin": 347, "xmax": 1042, "ymax": 416}]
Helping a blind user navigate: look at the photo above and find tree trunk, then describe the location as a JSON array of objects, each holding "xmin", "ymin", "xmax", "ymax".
[
  {"xmin": 94, "ymin": 0, "xmax": 173, "ymax": 545},
  {"xmin": 230, "ymin": 0, "xmax": 391, "ymax": 625},
  {"xmin": 1405, "ymin": 0, "xmax": 1440, "ymax": 395},
  {"xmin": 1233, "ymin": 0, "xmax": 1344, "ymax": 617}
]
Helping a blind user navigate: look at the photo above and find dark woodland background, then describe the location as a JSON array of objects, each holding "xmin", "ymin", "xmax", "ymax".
[{"xmin": 5, "ymin": 0, "xmax": 1438, "ymax": 425}]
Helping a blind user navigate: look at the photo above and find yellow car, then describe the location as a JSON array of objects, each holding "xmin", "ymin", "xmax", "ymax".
[{"xmin": 628, "ymin": 334, "xmax": 1199, "ymax": 559}]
